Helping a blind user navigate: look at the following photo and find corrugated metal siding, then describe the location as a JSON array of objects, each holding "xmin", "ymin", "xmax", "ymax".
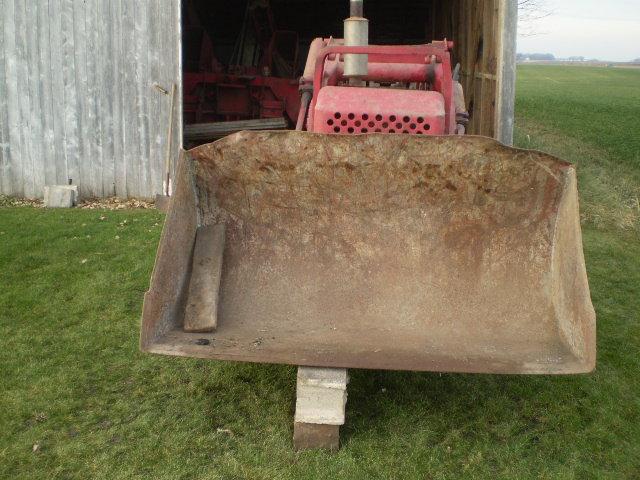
[{"xmin": 0, "ymin": 0, "xmax": 182, "ymax": 199}]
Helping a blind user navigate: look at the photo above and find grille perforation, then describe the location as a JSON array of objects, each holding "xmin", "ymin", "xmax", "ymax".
[{"xmin": 328, "ymin": 112, "xmax": 432, "ymax": 135}]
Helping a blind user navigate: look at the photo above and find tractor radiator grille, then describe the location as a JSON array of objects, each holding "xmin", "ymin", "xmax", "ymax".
[
  {"xmin": 313, "ymin": 86, "xmax": 445, "ymax": 135},
  {"xmin": 325, "ymin": 112, "xmax": 434, "ymax": 134}
]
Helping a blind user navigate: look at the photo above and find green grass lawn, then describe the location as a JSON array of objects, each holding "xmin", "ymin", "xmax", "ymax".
[{"xmin": 1, "ymin": 66, "xmax": 640, "ymax": 479}]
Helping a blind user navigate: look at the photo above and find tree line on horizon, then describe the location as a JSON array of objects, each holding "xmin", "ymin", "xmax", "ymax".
[{"xmin": 517, "ymin": 53, "xmax": 640, "ymax": 63}]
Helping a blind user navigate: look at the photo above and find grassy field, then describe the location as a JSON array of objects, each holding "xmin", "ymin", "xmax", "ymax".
[{"xmin": 1, "ymin": 66, "xmax": 639, "ymax": 479}]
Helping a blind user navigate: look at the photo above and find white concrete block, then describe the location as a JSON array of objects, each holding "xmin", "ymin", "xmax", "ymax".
[
  {"xmin": 297, "ymin": 366, "xmax": 349, "ymax": 389},
  {"xmin": 43, "ymin": 185, "xmax": 78, "ymax": 208},
  {"xmin": 294, "ymin": 367, "xmax": 349, "ymax": 426}
]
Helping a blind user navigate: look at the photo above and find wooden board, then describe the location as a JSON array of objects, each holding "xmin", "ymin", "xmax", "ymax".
[
  {"xmin": 183, "ymin": 224, "xmax": 226, "ymax": 333},
  {"xmin": 184, "ymin": 118, "xmax": 289, "ymax": 144}
]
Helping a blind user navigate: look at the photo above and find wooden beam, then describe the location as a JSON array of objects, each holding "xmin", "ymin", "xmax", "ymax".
[
  {"xmin": 183, "ymin": 224, "xmax": 226, "ymax": 333},
  {"xmin": 184, "ymin": 118, "xmax": 289, "ymax": 143}
]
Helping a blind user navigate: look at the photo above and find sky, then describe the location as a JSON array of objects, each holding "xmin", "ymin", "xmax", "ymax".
[{"xmin": 517, "ymin": 0, "xmax": 640, "ymax": 62}]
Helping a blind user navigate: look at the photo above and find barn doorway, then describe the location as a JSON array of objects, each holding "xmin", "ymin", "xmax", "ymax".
[{"xmin": 180, "ymin": 0, "xmax": 435, "ymax": 146}]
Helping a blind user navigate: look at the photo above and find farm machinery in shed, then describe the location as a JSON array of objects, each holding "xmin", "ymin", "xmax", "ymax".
[
  {"xmin": 142, "ymin": 0, "xmax": 595, "ymax": 449},
  {"xmin": 182, "ymin": 0, "xmax": 301, "ymax": 141},
  {"xmin": 182, "ymin": 0, "xmax": 470, "ymax": 142}
]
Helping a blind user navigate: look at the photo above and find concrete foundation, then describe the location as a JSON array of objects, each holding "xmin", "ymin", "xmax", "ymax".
[
  {"xmin": 294, "ymin": 367, "xmax": 349, "ymax": 450},
  {"xmin": 43, "ymin": 185, "xmax": 78, "ymax": 208}
]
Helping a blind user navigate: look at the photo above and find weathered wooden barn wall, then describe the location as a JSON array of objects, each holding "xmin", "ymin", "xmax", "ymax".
[
  {"xmin": 0, "ymin": 0, "xmax": 182, "ymax": 199},
  {"xmin": 429, "ymin": 0, "xmax": 517, "ymax": 144}
]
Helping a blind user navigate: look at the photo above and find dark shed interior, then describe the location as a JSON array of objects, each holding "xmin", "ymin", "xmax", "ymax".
[
  {"xmin": 182, "ymin": 0, "xmax": 514, "ymax": 140},
  {"xmin": 184, "ymin": 1, "xmax": 433, "ymax": 71}
]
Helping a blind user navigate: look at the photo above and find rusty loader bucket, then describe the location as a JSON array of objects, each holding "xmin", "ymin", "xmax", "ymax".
[{"xmin": 141, "ymin": 131, "xmax": 596, "ymax": 374}]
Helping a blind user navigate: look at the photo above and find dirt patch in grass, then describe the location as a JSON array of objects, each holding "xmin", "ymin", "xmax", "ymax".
[
  {"xmin": 1, "ymin": 195, "xmax": 156, "ymax": 210},
  {"xmin": 77, "ymin": 197, "xmax": 155, "ymax": 210},
  {"xmin": 0, "ymin": 195, "xmax": 43, "ymax": 208}
]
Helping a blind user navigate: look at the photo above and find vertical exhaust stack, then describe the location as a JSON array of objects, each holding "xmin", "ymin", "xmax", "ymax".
[{"xmin": 344, "ymin": 0, "xmax": 369, "ymax": 81}]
